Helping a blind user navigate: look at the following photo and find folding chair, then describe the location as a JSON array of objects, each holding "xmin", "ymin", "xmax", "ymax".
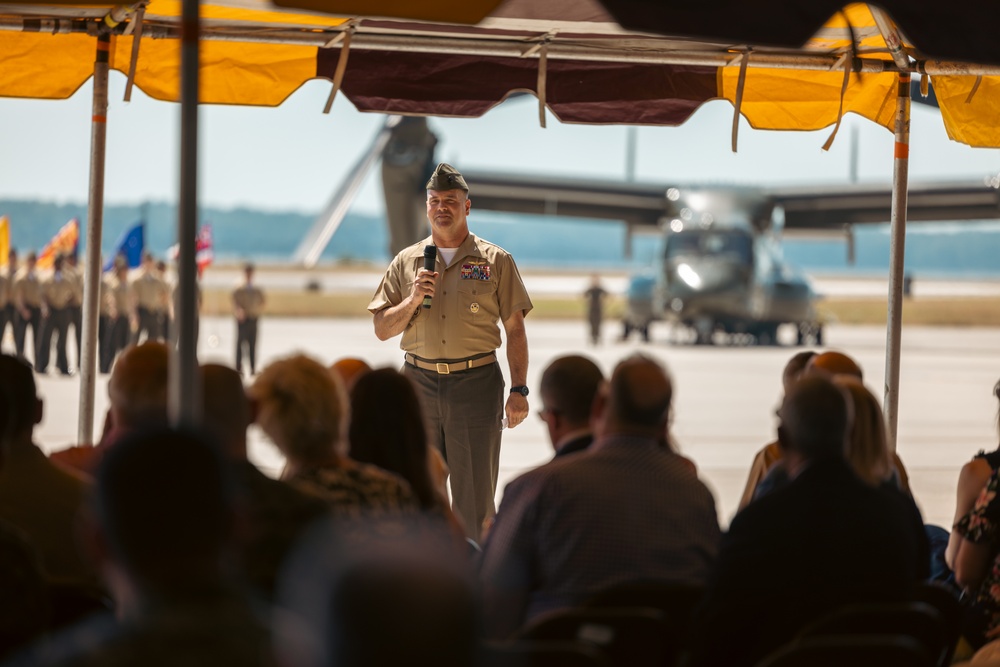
[
  {"xmin": 582, "ymin": 580, "xmax": 705, "ymax": 637},
  {"xmin": 480, "ymin": 640, "xmax": 611, "ymax": 667},
  {"xmin": 756, "ymin": 635, "xmax": 934, "ymax": 667}
]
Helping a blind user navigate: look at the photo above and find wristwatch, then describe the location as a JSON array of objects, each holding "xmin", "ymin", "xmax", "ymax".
[{"xmin": 510, "ymin": 385, "xmax": 530, "ymax": 397}]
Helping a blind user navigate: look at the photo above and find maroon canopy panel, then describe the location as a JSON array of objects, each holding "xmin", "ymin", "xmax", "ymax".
[{"xmin": 319, "ymin": 49, "xmax": 718, "ymax": 125}]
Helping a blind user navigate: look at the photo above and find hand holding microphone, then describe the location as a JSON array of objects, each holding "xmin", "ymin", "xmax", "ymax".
[{"xmin": 421, "ymin": 245, "xmax": 437, "ymax": 309}]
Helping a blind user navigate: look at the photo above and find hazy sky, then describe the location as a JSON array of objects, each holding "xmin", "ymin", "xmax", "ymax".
[{"xmin": 1, "ymin": 71, "xmax": 998, "ymax": 217}]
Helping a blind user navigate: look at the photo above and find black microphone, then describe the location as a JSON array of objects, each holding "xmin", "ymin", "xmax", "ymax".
[{"xmin": 422, "ymin": 245, "xmax": 437, "ymax": 308}]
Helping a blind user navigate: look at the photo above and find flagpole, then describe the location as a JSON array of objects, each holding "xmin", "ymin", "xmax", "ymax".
[{"xmin": 77, "ymin": 32, "xmax": 111, "ymax": 446}]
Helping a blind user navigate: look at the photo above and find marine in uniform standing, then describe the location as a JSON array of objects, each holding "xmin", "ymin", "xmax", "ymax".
[
  {"xmin": 369, "ymin": 163, "xmax": 532, "ymax": 539},
  {"xmin": 583, "ymin": 274, "xmax": 607, "ymax": 345},
  {"xmin": 12, "ymin": 251, "xmax": 42, "ymax": 364},
  {"xmin": 101, "ymin": 260, "xmax": 131, "ymax": 373},
  {"xmin": 37, "ymin": 254, "xmax": 75, "ymax": 375},
  {"xmin": 130, "ymin": 253, "xmax": 163, "ymax": 344},
  {"xmin": 232, "ymin": 262, "xmax": 265, "ymax": 376},
  {"xmin": 65, "ymin": 253, "xmax": 84, "ymax": 370},
  {"xmin": 0, "ymin": 250, "xmax": 12, "ymax": 351}
]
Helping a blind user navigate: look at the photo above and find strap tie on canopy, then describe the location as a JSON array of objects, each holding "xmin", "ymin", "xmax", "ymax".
[
  {"xmin": 124, "ymin": 4, "xmax": 147, "ymax": 102},
  {"xmin": 822, "ymin": 50, "xmax": 853, "ymax": 152},
  {"xmin": 965, "ymin": 76, "xmax": 983, "ymax": 104},
  {"xmin": 919, "ymin": 75, "xmax": 929, "ymax": 98},
  {"xmin": 523, "ymin": 31, "xmax": 557, "ymax": 129},
  {"xmin": 730, "ymin": 48, "xmax": 751, "ymax": 153},
  {"xmin": 323, "ymin": 23, "xmax": 356, "ymax": 114}
]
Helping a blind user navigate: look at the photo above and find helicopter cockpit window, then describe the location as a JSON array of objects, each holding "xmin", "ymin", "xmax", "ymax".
[{"xmin": 665, "ymin": 230, "xmax": 753, "ymax": 263}]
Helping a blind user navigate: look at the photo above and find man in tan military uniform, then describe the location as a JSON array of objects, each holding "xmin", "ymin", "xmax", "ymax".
[
  {"xmin": 37, "ymin": 254, "xmax": 75, "ymax": 375},
  {"xmin": 12, "ymin": 251, "xmax": 42, "ymax": 365},
  {"xmin": 0, "ymin": 249, "xmax": 12, "ymax": 352},
  {"xmin": 130, "ymin": 252, "xmax": 164, "ymax": 344},
  {"xmin": 101, "ymin": 261, "xmax": 131, "ymax": 373},
  {"xmin": 65, "ymin": 253, "xmax": 84, "ymax": 370},
  {"xmin": 232, "ymin": 263, "xmax": 265, "ymax": 376},
  {"xmin": 369, "ymin": 163, "xmax": 532, "ymax": 539}
]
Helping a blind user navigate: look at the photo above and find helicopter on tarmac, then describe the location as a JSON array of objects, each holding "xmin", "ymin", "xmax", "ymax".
[{"xmin": 460, "ymin": 169, "xmax": 1000, "ymax": 345}]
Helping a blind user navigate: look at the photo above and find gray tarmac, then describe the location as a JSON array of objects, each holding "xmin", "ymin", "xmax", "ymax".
[{"xmin": 20, "ymin": 316, "xmax": 1000, "ymax": 530}]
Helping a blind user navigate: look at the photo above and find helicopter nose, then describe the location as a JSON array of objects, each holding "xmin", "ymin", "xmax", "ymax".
[{"xmin": 670, "ymin": 260, "xmax": 749, "ymax": 294}]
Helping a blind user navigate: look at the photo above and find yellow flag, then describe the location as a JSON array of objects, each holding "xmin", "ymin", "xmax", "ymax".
[{"xmin": 0, "ymin": 216, "xmax": 9, "ymax": 268}]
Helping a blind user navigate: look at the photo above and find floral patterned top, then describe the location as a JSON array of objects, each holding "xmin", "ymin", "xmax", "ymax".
[
  {"xmin": 955, "ymin": 468, "xmax": 1000, "ymax": 640},
  {"xmin": 287, "ymin": 460, "xmax": 417, "ymax": 519}
]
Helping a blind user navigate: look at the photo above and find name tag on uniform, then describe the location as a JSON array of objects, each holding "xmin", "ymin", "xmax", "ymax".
[{"xmin": 460, "ymin": 261, "xmax": 491, "ymax": 281}]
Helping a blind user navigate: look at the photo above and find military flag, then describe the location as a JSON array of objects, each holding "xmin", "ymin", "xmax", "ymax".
[
  {"xmin": 37, "ymin": 218, "xmax": 79, "ymax": 269},
  {"xmin": 0, "ymin": 216, "xmax": 9, "ymax": 267},
  {"xmin": 103, "ymin": 222, "xmax": 145, "ymax": 272}
]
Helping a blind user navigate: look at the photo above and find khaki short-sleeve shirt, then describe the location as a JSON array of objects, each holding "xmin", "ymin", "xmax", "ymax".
[
  {"xmin": 233, "ymin": 285, "xmax": 265, "ymax": 318},
  {"xmin": 368, "ymin": 233, "xmax": 533, "ymax": 360},
  {"xmin": 43, "ymin": 273, "xmax": 76, "ymax": 309},
  {"xmin": 13, "ymin": 270, "xmax": 42, "ymax": 308},
  {"xmin": 130, "ymin": 272, "xmax": 162, "ymax": 310}
]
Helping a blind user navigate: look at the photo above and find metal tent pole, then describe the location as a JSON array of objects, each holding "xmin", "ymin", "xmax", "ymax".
[
  {"xmin": 883, "ymin": 73, "xmax": 911, "ymax": 450},
  {"xmin": 169, "ymin": 0, "xmax": 201, "ymax": 427},
  {"xmin": 76, "ymin": 32, "xmax": 110, "ymax": 446}
]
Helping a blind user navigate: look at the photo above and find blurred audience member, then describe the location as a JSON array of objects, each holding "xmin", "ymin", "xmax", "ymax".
[
  {"xmin": 200, "ymin": 363, "xmax": 328, "ymax": 602},
  {"xmin": 329, "ymin": 357, "xmax": 372, "ymax": 391},
  {"xmin": 480, "ymin": 354, "xmax": 720, "ymax": 639},
  {"xmin": 18, "ymin": 429, "xmax": 272, "ymax": 666},
  {"xmin": 0, "ymin": 520, "xmax": 49, "ymax": 661},
  {"xmin": 737, "ymin": 351, "xmax": 815, "ymax": 510},
  {"xmin": 250, "ymin": 354, "xmax": 416, "ymax": 517},
  {"xmin": 947, "ymin": 378, "xmax": 1000, "ymax": 571},
  {"xmin": 537, "ymin": 354, "xmax": 604, "ymax": 458},
  {"xmin": 689, "ymin": 376, "xmax": 928, "ymax": 667},
  {"xmin": 0, "ymin": 354, "xmax": 96, "ymax": 586},
  {"xmin": 50, "ymin": 342, "xmax": 169, "ymax": 476},
  {"xmin": 277, "ymin": 517, "xmax": 476, "ymax": 667}
]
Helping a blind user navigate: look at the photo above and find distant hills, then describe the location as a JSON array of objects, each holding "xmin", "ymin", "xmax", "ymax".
[{"xmin": 3, "ymin": 198, "xmax": 1000, "ymax": 277}]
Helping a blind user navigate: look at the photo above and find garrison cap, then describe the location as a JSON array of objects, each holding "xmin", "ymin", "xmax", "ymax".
[{"xmin": 425, "ymin": 162, "xmax": 469, "ymax": 193}]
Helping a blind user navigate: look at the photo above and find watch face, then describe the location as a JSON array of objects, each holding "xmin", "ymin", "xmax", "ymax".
[{"xmin": 512, "ymin": 386, "xmax": 529, "ymax": 397}]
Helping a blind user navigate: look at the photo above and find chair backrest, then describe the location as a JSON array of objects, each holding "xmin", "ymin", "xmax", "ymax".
[
  {"xmin": 583, "ymin": 581, "xmax": 705, "ymax": 638},
  {"xmin": 797, "ymin": 602, "xmax": 948, "ymax": 667},
  {"xmin": 515, "ymin": 607, "xmax": 673, "ymax": 667},
  {"xmin": 480, "ymin": 640, "xmax": 611, "ymax": 667},
  {"xmin": 757, "ymin": 635, "xmax": 934, "ymax": 667},
  {"xmin": 911, "ymin": 581, "xmax": 963, "ymax": 666}
]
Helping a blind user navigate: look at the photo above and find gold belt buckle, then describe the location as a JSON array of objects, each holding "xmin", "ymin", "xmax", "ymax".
[{"xmin": 435, "ymin": 362, "xmax": 451, "ymax": 375}]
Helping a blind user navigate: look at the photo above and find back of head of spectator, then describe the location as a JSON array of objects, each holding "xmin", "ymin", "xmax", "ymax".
[
  {"xmin": 807, "ymin": 350, "xmax": 863, "ymax": 381},
  {"xmin": 108, "ymin": 342, "xmax": 170, "ymax": 433},
  {"xmin": 91, "ymin": 428, "xmax": 234, "ymax": 596},
  {"xmin": 782, "ymin": 350, "xmax": 817, "ymax": 394},
  {"xmin": 994, "ymin": 378, "xmax": 1000, "ymax": 437},
  {"xmin": 777, "ymin": 375, "xmax": 852, "ymax": 476},
  {"xmin": 596, "ymin": 353, "xmax": 672, "ymax": 440},
  {"xmin": 348, "ymin": 368, "xmax": 437, "ymax": 510},
  {"xmin": 200, "ymin": 363, "xmax": 251, "ymax": 460},
  {"xmin": 330, "ymin": 357, "xmax": 372, "ymax": 392},
  {"xmin": 538, "ymin": 354, "xmax": 604, "ymax": 451},
  {"xmin": 834, "ymin": 377, "xmax": 893, "ymax": 487},
  {"xmin": 249, "ymin": 354, "xmax": 348, "ymax": 471},
  {"xmin": 0, "ymin": 354, "xmax": 41, "ymax": 448}
]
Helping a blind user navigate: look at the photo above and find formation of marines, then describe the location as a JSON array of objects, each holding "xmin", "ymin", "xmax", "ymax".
[{"xmin": 0, "ymin": 249, "xmax": 174, "ymax": 374}]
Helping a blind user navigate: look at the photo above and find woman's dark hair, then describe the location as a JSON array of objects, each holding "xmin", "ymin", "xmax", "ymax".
[{"xmin": 348, "ymin": 369, "xmax": 438, "ymax": 510}]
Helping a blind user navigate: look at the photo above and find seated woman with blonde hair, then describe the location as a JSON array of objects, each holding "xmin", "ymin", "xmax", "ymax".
[{"xmin": 249, "ymin": 354, "xmax": 416, "ymax": 517}]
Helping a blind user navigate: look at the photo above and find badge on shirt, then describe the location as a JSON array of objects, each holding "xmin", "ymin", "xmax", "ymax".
[
  {"xmin": 470, "ymin": 302, "xmax": 480, "ymax": 314},
  {"xmin": 460, "ymin": 261, "xmax": 491, "ymax": 281}
]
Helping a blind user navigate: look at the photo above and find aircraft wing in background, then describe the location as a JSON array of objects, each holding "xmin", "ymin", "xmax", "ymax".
[{"xmin": 462, "ymin": 169, "xmax": 1000, "ymax": 233}]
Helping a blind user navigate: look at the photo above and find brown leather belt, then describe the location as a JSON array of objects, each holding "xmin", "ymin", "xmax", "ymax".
[{"xmin": 405, "ymin": 352, "xmax": 496, "ymax": 375}]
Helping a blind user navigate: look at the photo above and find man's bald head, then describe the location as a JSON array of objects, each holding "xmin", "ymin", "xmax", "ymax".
[
  {"xmin": 777, "ymin": 375, "xmax": 851, "ymax": 463},
  {"xmin": 200, "ymin": 364, "xmax": 250, "ymax": 459},
  {"xmin": 108, "ymin": 342, "xmax": 170, "ymax": 430},
  {"xmin": 604, "ymin": 354, "xmax": 672, "ymax": 436},
  {"xmin": 807, "ymin": 351, "xmax": 863, "ymax": 381}
]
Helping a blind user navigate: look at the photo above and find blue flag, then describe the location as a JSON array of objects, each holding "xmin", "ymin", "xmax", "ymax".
[{"xmin": 103, "ymin": 222, "xmax": 144, "ymax": 272}]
